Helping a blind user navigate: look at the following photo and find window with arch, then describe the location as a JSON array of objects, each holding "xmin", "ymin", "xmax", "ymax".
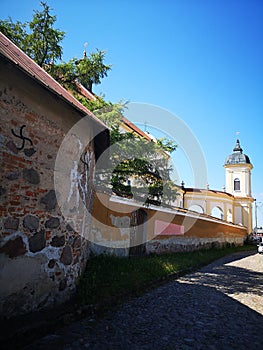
[
  {"xmin": 211, "ymin": 206, "xmax": 224, "ymax": 220},
  {"xmin": 234, "ymin": 178, "xmax": 240, "ymax": 191},
  {"xmin": 188, "ymin": 204, "xmax": 204, "ymax": 214}
]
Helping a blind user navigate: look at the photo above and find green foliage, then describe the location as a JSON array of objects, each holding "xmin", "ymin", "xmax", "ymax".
[
  {"xmin": 0, "ymin": 1, "xmax": 176, "ymax": 205},
  {"xmin": 45, "ymin": 59, "xmax": 76, "ymax": 88},
  {"xmin": 77, "ymin": 245, "xmax": 255, "ymax": 306},
  {"xmin": 0, "ymin": 2, "xmax": 65, "ymax": 67},
  {"xmin": 88, "ymin": 101, "xmax": 178, "ymax": 206},
  {"xmin": 25, "ymin": 2, "xmax": 65, "ymax": 66},
  {"xmin": 76, "ymin": 94, "xmax": 109, "ymax": 113},
  {"xmin": 0, "ymin": 18, "xmax": 27, "ymax": 49},
  {"xmin": 75, "ymin": 50, "xmax": 111, "ymax": 92},
  {"xmin": 92, "ymin": 100, "xmax": 125, "ymax": 127},
  {"xmin": 0, "ymin": 1, "xmax": 110, "ymax": 90},
  {"xmin": 47, "ymin": 52, "xmax": 111, "ymax": 93},
  {"xmin": 156, "ymin": 137, "xmax": 177, "ymax": 153}
]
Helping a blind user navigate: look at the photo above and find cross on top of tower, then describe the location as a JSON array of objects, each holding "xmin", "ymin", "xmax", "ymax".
[
  {"xmin": 233, "ymin": 139, "xmax": 243, "ymax": 153},
  {"xmin": 225, "ymin": 139, "xmax": 252, "ymax": 166}
]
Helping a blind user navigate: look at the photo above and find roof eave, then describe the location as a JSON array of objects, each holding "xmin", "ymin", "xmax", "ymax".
[{"xmin": 0, "ymin": 32, "xmax": 108, "ymax": 130}]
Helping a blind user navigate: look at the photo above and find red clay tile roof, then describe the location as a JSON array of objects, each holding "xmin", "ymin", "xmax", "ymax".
[
  {"xmin": 0, "ymin": 32, "xmax": 106, "ymax": 128},
  {"xmin": 185, "ymin": 187, "xmax": 234, "ymax": 197},
  {"xmin": 0, "ymin": 30, "xmax": 151, "ymax": 141},
  {"xmin": 121, "ymin": 116, "xmax": 152, "ymax": 141},
  {"xmin": 75, "ymin": 82, "xmax": 97, "ymax": 101},
  {"xmin": 72, "ymin": 76, "xmax": 152, "ymax": 141}
]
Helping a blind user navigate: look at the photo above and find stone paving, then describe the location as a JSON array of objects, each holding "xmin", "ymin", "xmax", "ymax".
[{"xmin": 24, "ymin": 251, "xmax": 263, "ymax": 350}]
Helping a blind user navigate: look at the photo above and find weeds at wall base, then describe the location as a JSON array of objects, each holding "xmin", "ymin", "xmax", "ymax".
[
  {"xmin": 0, "ymin": 244, "xmax": 256, "ymax": 349},
  {"xmin": 76, "ymin": 244, "xmax": 256, "ymax": 308}
]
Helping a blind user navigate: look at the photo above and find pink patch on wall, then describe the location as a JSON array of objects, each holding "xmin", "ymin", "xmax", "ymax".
[{"xmin": 154, "ymin": 220, "xmax": 184, "ymax": 236}]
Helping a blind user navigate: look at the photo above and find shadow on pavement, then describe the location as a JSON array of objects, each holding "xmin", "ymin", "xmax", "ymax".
[{"xmin": 23, "ymin": 254, "xmax": 263, "ymax": 350}]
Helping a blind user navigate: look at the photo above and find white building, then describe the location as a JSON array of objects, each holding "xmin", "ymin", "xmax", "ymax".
[{"xmin": 177, "ymin": 139, "xmax": 254, "ymax": 233}]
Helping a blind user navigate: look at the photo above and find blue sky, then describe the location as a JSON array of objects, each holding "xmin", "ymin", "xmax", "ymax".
[{"xmin": 1, "ymin": 0, "xmax": 263, "ymax": 226}]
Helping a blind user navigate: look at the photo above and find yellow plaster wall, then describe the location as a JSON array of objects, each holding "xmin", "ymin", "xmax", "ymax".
[{"xmin": 92, "ymin": 192, "xmax": 248, "ymax": 252}]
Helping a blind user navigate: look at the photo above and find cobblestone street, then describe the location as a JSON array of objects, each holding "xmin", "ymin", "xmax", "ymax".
[{"xmin": 25, "ymin": 251, "xmax": 263, "ymax": 350}]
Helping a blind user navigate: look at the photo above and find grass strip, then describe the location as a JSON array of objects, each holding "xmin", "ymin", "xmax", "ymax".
[{"xmin": 77, "ymin": 244, "xmax": 256, "ymax": 307}]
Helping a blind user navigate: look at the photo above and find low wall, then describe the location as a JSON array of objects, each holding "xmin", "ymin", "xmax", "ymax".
[{"xmin": 91, "ymin": 193, "xmax": 248, "ymax": 256}]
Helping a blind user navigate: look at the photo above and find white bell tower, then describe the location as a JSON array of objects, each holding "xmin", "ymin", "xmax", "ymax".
[
  {"xmin": 224, "ymin": 139, "xmax": 252, "ymax": 197},
  {"xmin": 224, "ymin": 139, "xmax": 254, "ymax": 233}
]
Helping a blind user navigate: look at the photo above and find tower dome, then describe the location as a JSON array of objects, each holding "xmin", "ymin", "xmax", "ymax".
[
  {"xmin": 224, "ymin": 139, "xmax": 251, "ymax": 165},
  {"xmin": 224, "ymin": 138, "xmax": 254, "ymax": 233}
]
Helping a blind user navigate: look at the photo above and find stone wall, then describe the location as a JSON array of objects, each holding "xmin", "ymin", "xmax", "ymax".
[
  {"xmin": 146, "ymin": 236, "xmax": 245, "ymax": 254},
  {"xmin": 0, "ymin": 58, "xmax": 96, "ymax": 318},
  {"xmin": 91, "ymin": 192, "xmax": 248, "ymax": 256}
]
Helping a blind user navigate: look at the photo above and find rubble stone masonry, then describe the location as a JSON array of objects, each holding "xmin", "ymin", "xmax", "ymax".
[{"xmin": 0, "ymin": 58, "xmax": 95, "ymax": 318}]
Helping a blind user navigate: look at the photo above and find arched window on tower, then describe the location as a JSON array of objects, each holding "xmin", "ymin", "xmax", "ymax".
[{"xmin": 234, "ymin": 178, "xmax": 240, "ymax": 191}]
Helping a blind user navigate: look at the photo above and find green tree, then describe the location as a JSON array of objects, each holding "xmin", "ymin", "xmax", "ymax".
[
  {"xmin": 25, "ymin": 2, "xmax": 65, "ymax": 66},
  {"xmin": 0, "ymin": 1, "xmax": 177, "ymax": 206},
  {"xmin": 0, "ymin": 2, "xmax": 65, "ymax": 67},
  {"xmin": 91, "ymin": 102, "xmax": 178, "ymax": 206},
  {"xmin": 45, "ymin": 59, "xmax": 78, "ymax": 89},
  {"xmin": 0, "ymin": 1, "xmax": 110, "ymax": 91},
  {"xmin": 0, "ymin": 18, "xmax": 27, "ymax": 49},
  {"xmin": 75, "ymin": 50, "xmax": 111, "ymax": 92},
  {"xmin": 47, "ymin": 51, "xmax": 111, "ymax": 93},
  {"xmin": 109, "ymin": 133, "xmax": 177, "ymax": 206}
]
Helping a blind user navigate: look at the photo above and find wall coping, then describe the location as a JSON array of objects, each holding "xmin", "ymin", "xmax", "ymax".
[{"xmin": 109, "ymin": 194, "xmax": 247, "ymax": 231}]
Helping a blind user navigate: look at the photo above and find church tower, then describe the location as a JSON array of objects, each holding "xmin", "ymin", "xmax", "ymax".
[{"xmin": 224, "ymin": 139, "xmax": 254, "ymax": 233}]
